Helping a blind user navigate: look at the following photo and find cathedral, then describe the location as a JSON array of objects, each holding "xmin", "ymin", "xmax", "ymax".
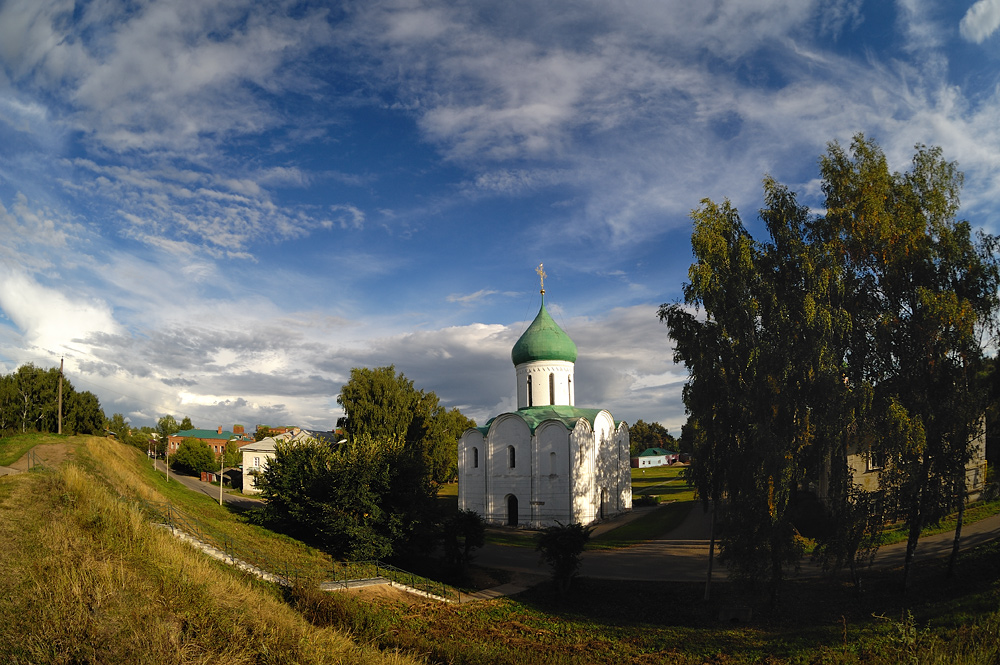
[{"xmin": 458, "ymin": 267, "xmax": 632, "ymax": 528}]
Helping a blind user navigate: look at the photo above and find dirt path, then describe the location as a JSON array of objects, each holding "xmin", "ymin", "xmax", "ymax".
[{"xmin": 7, "ymin": 442, "xmax": 76, "ymax": 471}]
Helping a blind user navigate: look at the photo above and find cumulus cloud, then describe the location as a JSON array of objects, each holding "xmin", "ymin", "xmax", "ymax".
[
  {"xmin": 960, "ymin": 0, "xmax": 1000, "ymax": 43},
  {"xmin": 0, "ymin": 269, "xmax": 122, "ymax": 352}
]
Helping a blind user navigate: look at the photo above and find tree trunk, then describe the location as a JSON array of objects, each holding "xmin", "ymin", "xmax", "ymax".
[
  {"xmin": 704, "ymin": 503, "xmax": 716, "ymax": 602},
  {"xmin": 901, "ymin": 488, "xmax": 923, "ymax": 593},
  {"xmin": 948, "ymin": 479, "xmax": 965, "ymax": 578}
]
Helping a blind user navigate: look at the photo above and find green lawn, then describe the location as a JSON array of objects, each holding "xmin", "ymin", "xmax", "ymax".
[{"xmin": 631, "ymin": 464, "xmax": 696, "ymax": 503}]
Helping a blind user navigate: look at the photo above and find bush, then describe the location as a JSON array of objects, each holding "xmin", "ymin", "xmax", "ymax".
[{"xmin": 535, "ymin": 521, "xmax": 593, "ymax": 596}]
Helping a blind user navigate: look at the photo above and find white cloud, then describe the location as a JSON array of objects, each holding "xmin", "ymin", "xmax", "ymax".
[
  {"xmin": 0, "ymin": 269, "xmax": 122, "ymax": 352},
  {"xmin": 960, "ymin": 0, "xmax": 1000, "ymax": 43},
  {"xmin": 447, "ymin": 289, "xmax": 498, "ymax": 305}
]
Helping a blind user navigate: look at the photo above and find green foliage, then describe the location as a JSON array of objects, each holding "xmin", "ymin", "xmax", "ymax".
[
  {"xmin": 156, "ymin": 415, "xmax": 180, "ymax": 440},
  {"xmin": 338, "ymin": 366, "xmax": 419, "ymax": 441},
  {"xmin": 257, "ymin": 435, "xmax": 438, "ymax": 560},
  {"xmin": 337, "ymin": 365, "xmax": 475, "ymax": 484},
  {"xmin": 535, "ymin": 522, "xmax": 593, "ymax": 595},
  {"xmin": 629, "ymin": 419, "xmax": 677, "ymax": 457},
  {"xmin": 442, "ymin": 509, "xmax": 486, "ymax": 572},
  {"xmin": 106, "ymin": 412, "xmax": 153, "ymax": 449},
  {"xmin": 661, "ymin": 135, "xmax": 1000, "ymax": 598},
  {"xmin": 170, "ymin": 437, "xmax": 216, "ymax": 475},
  {"xmin": 0, "ymin": 363, "xmax": 104, "ymax": 436}
]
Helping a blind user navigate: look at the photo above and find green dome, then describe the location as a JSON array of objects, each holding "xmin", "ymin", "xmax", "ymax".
[{"xmin": 511, "ymin": 296, "xmax": 578, "ymax": 365}]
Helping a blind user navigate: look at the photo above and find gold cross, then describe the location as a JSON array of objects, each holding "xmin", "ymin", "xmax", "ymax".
[{"xmin": 536, "ymin": 263, "xmax": 546, "ymax": 294}]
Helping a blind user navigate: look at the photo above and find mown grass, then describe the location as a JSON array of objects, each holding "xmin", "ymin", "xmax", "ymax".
[
  {"xmin": 631, "ymin": 464, "xmax": 696, "ymax": 503},
  {"xmin": 589, "ymin": 501, "xmax": 695, "ymax": 548},
  {"xmin": 0, "ymin": 439, "xmax": 419, "ymax": 665},
  {"xmin": 879, "ymin": 500, "xmax": 1000, "ymax": 546}
]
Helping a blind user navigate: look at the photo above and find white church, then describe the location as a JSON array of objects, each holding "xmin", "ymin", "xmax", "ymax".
[{"xmin": 458, "ymin": 269, "xmax": 632, "ymax": 528}]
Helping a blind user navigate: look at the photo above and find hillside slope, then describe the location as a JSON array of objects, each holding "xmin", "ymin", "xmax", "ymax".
[{"xmin": 0, "ymin": 435, "xmax": 420, "ymax": 665}]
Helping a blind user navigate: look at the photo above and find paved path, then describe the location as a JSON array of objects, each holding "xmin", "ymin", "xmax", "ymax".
[
  {"xmin": 474, "ymin": 503, "xmax": 1000, "ymax": 583},
  {"xmin": 153, "ymin": 459, "xmax": 263, "ymax": 511}
]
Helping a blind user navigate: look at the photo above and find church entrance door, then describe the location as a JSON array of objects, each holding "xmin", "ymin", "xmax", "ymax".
[{"xmin": 507, "ymin": 495, "xmax": 518, "ymax": 526}]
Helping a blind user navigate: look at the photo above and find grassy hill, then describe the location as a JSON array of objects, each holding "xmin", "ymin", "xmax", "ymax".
[
  {"xmin": 0, "ymin": 434, "xmax": 419, "ymax": 665},
  {"xmin": 1, "ymin": 434, "xmax": 999, "ymax": 664}
]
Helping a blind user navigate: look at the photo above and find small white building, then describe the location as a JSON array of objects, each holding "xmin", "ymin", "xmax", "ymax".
[
  {"xmin": 631, "ymin": 447, "xmax": 680, "ymax": 468},
  {"xmin": 458, "ymin": 285, "xmax": 632, "ymax": 528},
  {"xmin": 240, "ymin": 429, "xmax": 313, "ymax": 494}
]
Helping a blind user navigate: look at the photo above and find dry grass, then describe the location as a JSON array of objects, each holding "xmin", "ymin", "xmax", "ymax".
[{"xmin": 0, "ymin": 441, "xmax": 421, "ymax": 665}]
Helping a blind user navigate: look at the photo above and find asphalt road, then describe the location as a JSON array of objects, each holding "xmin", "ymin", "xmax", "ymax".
[
  {"xmin": 153, "ymin": 458, "xmax": 263, "ymax": 511},
  {"xmin": 474, "ymin": 502, "xmax": 1000, "ymax": 583}
]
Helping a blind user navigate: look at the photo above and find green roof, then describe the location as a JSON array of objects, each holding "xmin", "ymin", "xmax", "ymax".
[
  {"xmin": 175, "ymin": 428, "xmax": 235, "ymax": 440},
  {"xmin": 511, "ymin": 295, "xmax": 578, "ymax": 365},
  {"xmin": 478, "ymin": 405, "xmax": 612, "ymax": 436},
  {"xmin": 638, "ymin": 447, "xmax": 676, "ymax": 457}
]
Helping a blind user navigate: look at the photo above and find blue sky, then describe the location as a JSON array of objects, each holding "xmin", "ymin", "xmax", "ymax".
[{"xmin": 3, "ymin": 0, "xmax": 1000, "ymax": 434}]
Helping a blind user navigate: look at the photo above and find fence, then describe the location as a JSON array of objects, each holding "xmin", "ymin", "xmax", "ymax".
[
  {"xmin": 135, "ymin": 498, "xmax": 310, "ymax": 586},
  {"xmin": 327, "ymin": 560, "xmax": 461, "ymax": 602}
]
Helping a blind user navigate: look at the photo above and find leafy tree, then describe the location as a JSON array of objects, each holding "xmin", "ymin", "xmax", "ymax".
[
  {"xmin": 629, "ymin": 419, "xmax": 676, "ymax": 458},
  {"xmin": 661, "ymin": 135, "xmax": 1000, "ymax": 598},
  {"xmin": 820, "ymin": 137, "xmax": 999, "ymax": 589},
  {"xmin": 179, "ymin": 416, "xmax": 193, "ymax": 430},
  {"xmin": 170, "ymin": 437, "xmax": 217, "ymax": 475},
  {"xmin": 339, "ymin": 365, "xmax": 475, "ymax": 484},
  {"xmin": 107, "ymin": 413, "xmax": 131, "ymax": 441},
  {"xmin": 442, "ymin": 509, "xmax": 486, "ymax": 574},
  {"xmin": 223, "ymin": 440, "xmax": 243, "ymax": 467},
  {"xmin": 157, "ymin": 415, "xmax": 181, "ymax": 440},
  {"xmin": 338, "ymin": 366, "xmax": 421, "ymax": 441},
  {"xmin": 410, "ymin": 399, "xmax": 476, "ymax": 484},
  {"xmin": 254, "ymin": 425, "xmax": 272, "ymax": 441},
  {"xmin": 535, "ymin": 522, "xmax": 593, "ymax": 596},
  {"xmin": 258, "ymin": 434, "xmax": 437, "ymax": 560},
  {"xmin": 0, "ymin": 364, "xmax": 103, "ymax": 437},
  {"xmin": 64, "ymin": 390, "xmax": 105, "ymax": 435}
]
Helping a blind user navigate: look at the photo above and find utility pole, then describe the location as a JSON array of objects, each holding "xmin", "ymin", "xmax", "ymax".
[
  {"xmin": 219, "ymin": 449, "xmax": 224, "ymax": 506},
  {"xmin": 57, "ymin": 357, "xmax": 63, "ymax": 435}
]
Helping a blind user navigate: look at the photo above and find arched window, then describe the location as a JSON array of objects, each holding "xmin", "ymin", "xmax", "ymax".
[
  {"xmin": 508, "ymin": 445, "xmax": 516, "ymax": 469},
  {"xmin": 549, "ymin": 451, "xmax": 556, "ymax": 475},
  {"xmin": 527, "ymin": 375, "xmax": 533, "ymax": 406},
  {"xmin": 567, "ymin": 375, "xmax": 572, "ymax": 401},
  {"xmin": 472, "ymin": 447, "xmax": 479, "ymax": 469},
  {"xmin": 549, "ymin": 373, "xmax": 555, "ymax": 404}
]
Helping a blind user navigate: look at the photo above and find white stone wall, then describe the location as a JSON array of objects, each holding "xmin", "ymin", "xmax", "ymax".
[
  {"xmin": 457, "ymin": 409, "xmax": 632, "ymax": 528},
  {"xmin": 486, "ymin": 415, "xmax": 533, "ymax": 525},
  {"xmin": 533, "ymin": 422, "xmax": 572, "ymax": 525},
  {"xmin": 457, "ymin": 429, "xmax": 487, "ymax": 514},
  {"xmin": 240, "ymin": 449, "xmax": 275, "ymax": 494},
  {"xmin": 515, "ymin": 360, "xmax": 575, "ymax": 408}
]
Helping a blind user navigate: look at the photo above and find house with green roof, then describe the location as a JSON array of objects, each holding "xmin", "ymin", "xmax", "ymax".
[
  {"xmin": 166, "ymin": 424, "xmax": 250, "ymax": 459},
  {"xmin": 458, "ymin": 271, "xmax": 632, "ymax": 528},
  {"xmin": 632, "ymin": 447, "xmax": 679, "ymax": 468}
]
